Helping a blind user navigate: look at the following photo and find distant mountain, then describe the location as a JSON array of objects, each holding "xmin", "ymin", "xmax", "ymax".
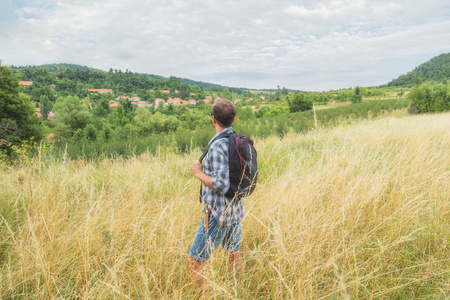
[{"xmin": 387, "ymin": 52, "xmax": 450, "ymax": 87}]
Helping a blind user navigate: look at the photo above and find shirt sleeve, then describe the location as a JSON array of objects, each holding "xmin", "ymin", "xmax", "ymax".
[{"xmin": 209, "ymin": 141, "xmax": 230, "ymax": 195}]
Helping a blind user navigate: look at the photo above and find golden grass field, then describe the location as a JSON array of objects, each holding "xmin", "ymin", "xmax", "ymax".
[{"xmin": 0, "ymin": 112, "xmax": 449, "ymax": 299}]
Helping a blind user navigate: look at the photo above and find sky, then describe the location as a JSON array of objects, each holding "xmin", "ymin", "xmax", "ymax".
[{"xmin": 1, "ymin": 0, "xmax": 449, "ymax": 91}]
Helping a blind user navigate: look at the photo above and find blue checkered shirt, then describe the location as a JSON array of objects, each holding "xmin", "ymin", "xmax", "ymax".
[{"xmin": 202, "ymin": 127, "xmax": 244, "ymax": 226}]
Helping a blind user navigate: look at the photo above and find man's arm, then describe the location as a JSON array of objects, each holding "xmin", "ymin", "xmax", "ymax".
[{"xmin": 190, "ymin": 161, "xmax": 217, "ymax": 191}]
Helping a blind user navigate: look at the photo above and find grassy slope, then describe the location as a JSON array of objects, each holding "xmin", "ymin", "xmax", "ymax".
[{"xmin": 0, "ymin": 112, "xmax": 449, "ymax": 298}]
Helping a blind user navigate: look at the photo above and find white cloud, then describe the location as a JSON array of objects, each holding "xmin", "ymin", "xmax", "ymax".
[{"xmin": 0, "ymin": 0, "xmax": 449, "ymax": 90}]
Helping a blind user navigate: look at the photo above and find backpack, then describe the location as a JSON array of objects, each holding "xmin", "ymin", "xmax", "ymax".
[{"xmin": 199, "ymin": 131, "xmax": 258, "ymax": 201}]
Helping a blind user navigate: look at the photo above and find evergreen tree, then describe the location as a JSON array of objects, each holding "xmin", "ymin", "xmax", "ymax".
[{"xmin": 39, "ymin": 95, "xmax": 52, "ymax": 119}]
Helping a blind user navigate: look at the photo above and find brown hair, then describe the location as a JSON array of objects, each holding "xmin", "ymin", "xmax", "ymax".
[{"xmin": 212, "ymin": 99, "xmax": 236, "ymax": 128}]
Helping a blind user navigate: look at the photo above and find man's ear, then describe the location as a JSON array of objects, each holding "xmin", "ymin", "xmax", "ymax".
[{"xmin": 232, "ymin": 117, "xmax": 236, "ymax": 123}]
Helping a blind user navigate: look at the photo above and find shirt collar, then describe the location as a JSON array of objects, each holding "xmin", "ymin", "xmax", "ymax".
[{"xmin": 209, "ymin": 127, "xmax": 232, "ymax": 145}]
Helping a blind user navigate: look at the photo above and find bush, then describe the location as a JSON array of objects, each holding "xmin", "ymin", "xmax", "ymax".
[
  {"xmin": 288, "ymin": 93, "xmax": 313, "ymax": 112},
  {"xmin": 409, "ymin": 83, "xmax": 450, "ymax": 113}
]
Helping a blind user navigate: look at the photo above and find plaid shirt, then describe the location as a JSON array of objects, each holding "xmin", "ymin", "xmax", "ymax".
[{"xmin": 203, "ymin": 127, "xmax": 244, "ymax": 226}]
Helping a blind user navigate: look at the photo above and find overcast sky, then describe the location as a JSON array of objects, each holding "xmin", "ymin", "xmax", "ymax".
[{"xmin": 1, "ymin": 0, "xmax": 449, "ymax": 91}]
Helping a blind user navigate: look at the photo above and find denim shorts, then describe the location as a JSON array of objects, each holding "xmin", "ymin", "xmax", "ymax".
[{"xmin": 188, "ymin": 213, "xmax": 241, "ymax": 261}]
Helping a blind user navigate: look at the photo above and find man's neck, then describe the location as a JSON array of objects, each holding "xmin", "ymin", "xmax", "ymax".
[{"xmin": 215, "ymin": 125, "xmax": 227, "ymax": 134}]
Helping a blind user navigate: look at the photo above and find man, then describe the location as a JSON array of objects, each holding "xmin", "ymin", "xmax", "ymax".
[{"xmin": 188, "ymin": 99, "xmax": 244, "ymax": 289}]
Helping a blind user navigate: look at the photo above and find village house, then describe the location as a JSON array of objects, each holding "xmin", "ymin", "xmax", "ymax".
[
  {"xmin": 155, "ymin": 98, "xmax": 165, "ymax": 105},
  {"xmin": 234, "ymin": 99, "xmax": 242, "ymax": 104},
  {"xmin": 87, "ymin": 89, "xmax": 114, "ymax": 94},
  {"xmin": 167, "ymin": 97, "xmax": 182, "ymax": 106},
  {"xmin": 131, "ymin": 96, "xmax": 141, "ymax": 101},
  {"xmin": 109, "ymin": 100, "xmax": 119, "ymax": 109},
  {"xmin": 137, "ymin": 101, "xmax": 151, "ymax": 107},
  {"xmin": 116, "ymin": 96, "xmax": 130, "ymax": 100},
  {"xmin": 19, "ymin": 81, "xmax": 33, "ymax": 86},
  {"xmin": 35, "ymin": 108, "xmax": 55, "ymax": 120}
]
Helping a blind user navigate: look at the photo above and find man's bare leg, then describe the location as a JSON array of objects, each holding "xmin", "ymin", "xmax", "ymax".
[
  {"xmin": 228, "ymin": 251, "xmax": 244, "ymax": 278},
  {"xmin": 188, "ymin": 256, "xmax": 207, "ymax": 290}
]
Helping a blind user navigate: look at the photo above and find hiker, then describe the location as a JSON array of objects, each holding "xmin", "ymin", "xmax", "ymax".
[{"xmin": 188, "ymin": 99, "xmax": 244, "ymax": 289}]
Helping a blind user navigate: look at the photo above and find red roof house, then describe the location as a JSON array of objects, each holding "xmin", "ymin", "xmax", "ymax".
[
  {"xmin": 137, "ymin": 101, "xmax": 151, "ymax": 107},
  {"xmin": 88, "ymin": 89, "xmax": 113, "ymax": 94},
  {"xmin": 167, "ymin": 98, "xmax": 182, "ymax": 105}
]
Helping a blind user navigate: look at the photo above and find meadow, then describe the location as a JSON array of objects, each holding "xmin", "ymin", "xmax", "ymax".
[{"xmin": 0, "ymin": 111, "xmax": 449, "ymax": 299}]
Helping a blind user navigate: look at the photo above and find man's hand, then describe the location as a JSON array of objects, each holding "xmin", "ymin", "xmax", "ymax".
[
  {"xmin": 190, "ymin": 161, "xmax": 217, "ymax": 191},
  {"xmin": 190, "ymin": 161, "xmax": 203, "ymax": 176}
]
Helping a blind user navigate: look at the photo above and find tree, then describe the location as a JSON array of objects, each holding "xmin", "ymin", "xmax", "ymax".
[
  {"xmin": 288, "ymin": 93, "xmax": 313, "ymax": 113},
  {"xmin": 414, "ymin": 77, "xmax": 423, "ymax": 87},
  {"xmin": 108, "ymin": 105, "xmax": 129, "ymax": 128},
  {"xmin": 134, "ymin": 106, "xmax": 152, "ymax": 124},
  {"xmin": 92, "ymin": 98, "xmax": 110, "ymax": 118},
  {"xmin": 409, "ymin": 83, "xmax": 450, "ymax": 113},
  {"xmin": 76, "ymin": 82, "xmax": 88, "ymax": 98},
  {"xmin": 221, "ymin": 88, "xmax": 231, "ymax": 100},
  {"xmin": 0, "ymin": 63, "xmax": 41, "ymax": 154},
  {"xmin": 351, "ymin": 87, "xmax": 362, "ymax": 103},
  {"xmin": 53, "ymin": 95, "xmax": 92, "ymax": 137},
  {"xmin": 39, "ymin": 95, "xmax": 53, "ymax": 119}
]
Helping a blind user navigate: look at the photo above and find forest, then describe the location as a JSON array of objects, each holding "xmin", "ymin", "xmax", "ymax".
[{"xmin": 387, "ymin": 53, "xmax": 450, "ymax": 87}]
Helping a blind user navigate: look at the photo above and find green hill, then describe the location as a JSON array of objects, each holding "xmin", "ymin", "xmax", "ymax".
[
  {"xmin": 11, "ymin": 63, "xmax": 239, "ymax": 91},
  {"xmin": 387, "ymin": 52, "xmax": 450, "ymax": 87},
  {"xmin": 11, "ymin": 63, "xmax": 91, "ymax": 72}
]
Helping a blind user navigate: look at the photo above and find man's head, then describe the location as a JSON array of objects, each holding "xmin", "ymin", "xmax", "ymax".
[{"xmin": 212, "ymin": 99, "xmax": 236, "ymax": 128}]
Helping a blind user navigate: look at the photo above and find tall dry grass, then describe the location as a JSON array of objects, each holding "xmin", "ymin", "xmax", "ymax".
[{"xmin": 0, "ymin": 112, "xmax": 449, "ymax": 299}]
